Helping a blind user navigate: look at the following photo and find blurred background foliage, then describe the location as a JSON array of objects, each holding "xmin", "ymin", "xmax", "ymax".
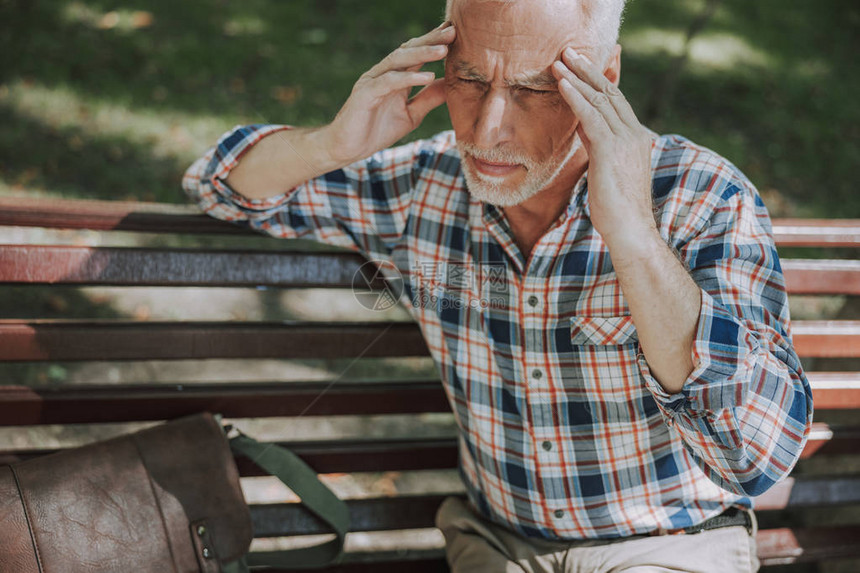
[{"xmin": 0, "ymin": 0, "xmax": 858, "ymax": 216}]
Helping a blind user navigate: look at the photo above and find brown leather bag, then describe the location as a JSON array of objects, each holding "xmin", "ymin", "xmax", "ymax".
[{"xmin": 0, "ymin": 412, "xmax": 348, "ymax": 572}]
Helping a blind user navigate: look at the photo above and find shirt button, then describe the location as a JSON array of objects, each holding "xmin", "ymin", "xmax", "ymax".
[
  {"xmin": 527, "ymin": 295, "xmax": 539, "ymax": 307},
  {"xmin": 541, "ymin": 441, "xmax": 553, "ymax": 451},
  {"xmin": 531, "ymin": 369, "xmax": 542, "ymax": 380},
  {"xmin": 554, "ymin": 509, "xmax": 565, "ymax": 519}
]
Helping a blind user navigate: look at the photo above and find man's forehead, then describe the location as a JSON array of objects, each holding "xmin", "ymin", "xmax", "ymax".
[
  {"xmin": 447, "ymin": 0, "xmax": 596, "ymax": 81},
  {"xmin": 450, "ymin": 0, "xmax": 593, "ymax": 42}
]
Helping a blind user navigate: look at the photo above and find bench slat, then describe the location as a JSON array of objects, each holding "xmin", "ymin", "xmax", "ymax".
[
  {"xmin": 0, "ymin": 422, "xmax": 854, "ymax": 475},
  {"xmin": 0, "ymin": 320, "xmax": 857, "ymax": 362},
  {"xmin": 807, "ymin": 372, "xmax": 860, "ymax": 409},
  {"xmin": 781, "ymin": 259, "xmax": 860, "ymax": 295},
  {"xmin": 791, "ymin": 321, "xmax": 860, "ymax": 358},
  {"xmin": 0, "ymin": 196, "xmax": 242, "ymax": 235},
  {"xmin": 0, "ymin": 374, "xmax": 855, "ymax": 426},
  {"xmin": 247, "ymin": 438, "xmax": 461, "ymax": 475},
  {"xmin": 0, "ymin": 320, "xmax": 428, "ymax": 361},
  {"xmin": 753, "ymin": 475, "xmax": 860, "ymax": 511},
  {"xmin": 756, "ymin": 525, "xmax": 860, "ymax": 566},
  {"xmin": 0, "ymin": 381, "xmax": 447, "ymax": 425},
  {"xmin": 251, "ymin": 495, "xmax": 452, "ymax": 537},
  {"xmin": 3, "ymin": 245, "xmax": 859, "ymax": 295},
  {"xmin": 0, "ymin": 436, "xmax": 461, "ymax": 475},
  {"xmin": 0, "ymin": 373, "xmax": 855, "ymax": 426},
  {"xmin": 800, "ymin": 422, "xmax": 860, "ymax": 459},
  {"xmin": 772, "ymin": 219, "xmax": 860, "ymax": 248},
  {"xmin": 4, "ymin": 197, "xmax": 860, "ymax": 248},
  {"xmin": 0, "ymin": 245, "xmax": 366, "ymax": 288}
]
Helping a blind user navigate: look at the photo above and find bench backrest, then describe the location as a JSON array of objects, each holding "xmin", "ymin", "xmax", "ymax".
[{"xmin": 1, "ymin": 195, "xmax": 859, "ymax": 571}]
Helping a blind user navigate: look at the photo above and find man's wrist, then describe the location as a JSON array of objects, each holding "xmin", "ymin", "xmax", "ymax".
[
  {"xmin": 302, "ymin": 125, "xmax": 346, "ymax": 177},
  {"xmin": 601, "ymin": 219, "xmax": 664, "ymax": 262}
]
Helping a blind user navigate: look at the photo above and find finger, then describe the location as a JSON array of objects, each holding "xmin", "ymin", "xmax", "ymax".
[
  {"xmin": 560, "ymin": 48, "xmax": 611, "ymax": 91},
  {"xmin": 407, "ymin": 78, "xmax": 447, "ymax": 126},
  {"xmin": 401, "ymin": 21, "xmax": 456, "ymax": 50},
  {"xmin": 369, "ymin": 44, "xmax": 448, "ymax": 78},
  {"xmin": 552, "ymin": 60, "xmax": 623, "ymax": 134},
  {"xmin": 575, "ymin": 123, "xmax": 592, "ymax": 154},
  {"xmin": 557, "ymin": 76, "xmax": 613, "ymax": 143},
  {"xmin": 368, "ymin": 70, "xmax": 437, "ymax": 97},
  {"xmin": 560, "ymin": 48, "xmax": 638, "ymax": 127}
]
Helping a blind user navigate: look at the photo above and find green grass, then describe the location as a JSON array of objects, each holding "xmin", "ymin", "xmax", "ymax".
[{"xmin": 0, "ymin": 0, "xmax": 858, "ymax": 214}]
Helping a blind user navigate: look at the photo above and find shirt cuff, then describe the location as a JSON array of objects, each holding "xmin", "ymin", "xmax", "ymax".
[
  {"xmin": 208, "ymin": 124, "xmax": 296, "ymax": 213},
  {"xmin": 639, "ymin": 288, "xmax": 760, "ymax": 417}
]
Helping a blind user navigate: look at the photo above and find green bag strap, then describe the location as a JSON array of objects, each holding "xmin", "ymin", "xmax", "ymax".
[
  {"xmin": 221, "ymin": 556, "xmax": 248, "ymax": 573},
  {"xmin": 225, "ymin": 429, "xmax": 350, "ymax": 570}
]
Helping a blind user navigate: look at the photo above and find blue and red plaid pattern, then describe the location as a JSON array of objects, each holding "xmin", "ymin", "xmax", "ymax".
[{"xmin": 183, "ymin": 124, "xmax": 812, "ymax": 540}]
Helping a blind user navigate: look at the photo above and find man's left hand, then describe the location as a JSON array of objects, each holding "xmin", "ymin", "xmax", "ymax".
[{"xmin": 552, "ymin": 47, "xmax": 656, "ymax": 252}]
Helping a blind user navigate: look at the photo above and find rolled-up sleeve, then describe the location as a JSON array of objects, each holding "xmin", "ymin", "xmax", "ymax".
[
  {"xmin": 640, "ymin": 178, "xmax": 813, "ymax": 497},
  {"xmin": 182, "ymin": 123, "xmax": 438, "ymax": 260},
  {"xmin": 182, "ymin": 124, "xmax": 296, "ymax": 221}
]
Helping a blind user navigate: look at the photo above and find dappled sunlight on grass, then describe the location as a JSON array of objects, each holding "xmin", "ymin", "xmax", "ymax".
[
  {"xmin": 623, "ymin": 28, "xmax": 772, "ymax": 71},
  {"xmin": 0, "ymin": 179, "xmax": 67, "ymax": 200},
  {"xmin": 621, "ymin": 0, "xmax": 712, "ymax": 32},
  {"xmin": 222, "ymin": 14, "xmax": 269, "ymax": 37},
  {"xmin": 1, "ymin": 79, "xmax": 239, "ymax": 163},
  {"xmin": 3, "ymin": 0, "xmax": 849, "ymax": 210},
  {"xmin": 62, "ymin": 2, "xmax": 154, "ymax": 33},
  {"xmin": 618, "ymin": 1, "xmax": 858, "ymax": 216},
  {"xmin": 0, "ymin": 79, "xmax": 245, "ymax": 201}
]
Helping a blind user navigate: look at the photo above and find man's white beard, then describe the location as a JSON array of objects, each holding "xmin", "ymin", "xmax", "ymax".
[{"xmin": 458, "ymin": 135, "xmax": 582, "ymax": 207}]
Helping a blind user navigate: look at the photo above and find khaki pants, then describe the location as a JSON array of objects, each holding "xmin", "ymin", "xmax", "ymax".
[{"xmin": 435, "ymin": 497, "xmax": 760, "ymax": 573}]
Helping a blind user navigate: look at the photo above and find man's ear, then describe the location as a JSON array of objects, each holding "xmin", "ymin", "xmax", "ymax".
[{"xmin": 603, "ymin": 44, "xmax": 622, "ymax": 86}]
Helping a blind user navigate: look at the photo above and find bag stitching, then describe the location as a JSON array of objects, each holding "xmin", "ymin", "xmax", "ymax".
[{"xmin": 10, "ymin": 465, "xmax": 44, "ymax": 573}]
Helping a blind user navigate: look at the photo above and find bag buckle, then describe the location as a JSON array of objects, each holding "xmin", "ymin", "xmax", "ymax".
[{"xmin": 214, "ymin": 413, "xmax": 243, "ymax": 440}]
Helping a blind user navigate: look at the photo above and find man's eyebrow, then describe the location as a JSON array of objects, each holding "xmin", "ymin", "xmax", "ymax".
[
  {"xmin": 451, "ymin": 60, "xmax": 487, "ymax": 80},
  {"xmin": 506, "ymin": 70, "xmax": 558, "ymax": 89},
  {"xmin": 450, "ymin": 60, "xmax": 557, "ymax": 89}
]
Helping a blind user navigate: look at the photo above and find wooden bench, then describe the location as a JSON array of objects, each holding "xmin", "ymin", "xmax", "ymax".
[{"xmin": 1, "ymin": 195, "xmax": 859, "ymax": 572}]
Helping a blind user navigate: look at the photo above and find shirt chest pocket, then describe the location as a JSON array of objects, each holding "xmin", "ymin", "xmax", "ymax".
[
  {"xmin": 570, "ymin": 314, "xmax": 639, "ymax": 346},
  {"xmin": 567, "ymin": 314, "xmax": 643, "ymax": 395}
]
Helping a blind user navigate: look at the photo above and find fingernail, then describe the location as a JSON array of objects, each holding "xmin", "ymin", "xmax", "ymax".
[{"xmin": 564, "ymin": 47, "xmax": 579, "ymax": 60}]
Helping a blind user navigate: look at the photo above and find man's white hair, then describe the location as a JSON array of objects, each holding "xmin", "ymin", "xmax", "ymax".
[{"xmin": 444, "ymin": 0, "xmax": 626, "ymax": 57}]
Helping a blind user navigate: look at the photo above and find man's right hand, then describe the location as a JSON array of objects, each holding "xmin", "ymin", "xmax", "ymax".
[
  {"xmin": 323, "ymin": 21, "xmax": 456, "ymax": 166},
  {"xmin": 225, "ymin": 22, "xmax": 455, "ymax": 201}
]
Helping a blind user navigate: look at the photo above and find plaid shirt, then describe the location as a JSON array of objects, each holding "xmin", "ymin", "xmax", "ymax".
[{"xmin": 183, "ymin": 125, "xmax": 812, "ymax": 540}]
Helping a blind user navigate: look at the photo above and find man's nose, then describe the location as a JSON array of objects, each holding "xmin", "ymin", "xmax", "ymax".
[{"xmin": 473, "ymin": 90, "xmax": 513, "ymax": 149}]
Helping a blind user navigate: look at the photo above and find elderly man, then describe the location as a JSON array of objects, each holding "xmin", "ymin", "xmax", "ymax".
[{"xmin": 183, "ymin": 0, "xmax": 812, "ymax": 571}]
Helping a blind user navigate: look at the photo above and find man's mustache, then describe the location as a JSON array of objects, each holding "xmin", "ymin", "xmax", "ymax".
[{"xmin": 458, "ymin": 142, "xmax": 534, "ymax": 169}]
